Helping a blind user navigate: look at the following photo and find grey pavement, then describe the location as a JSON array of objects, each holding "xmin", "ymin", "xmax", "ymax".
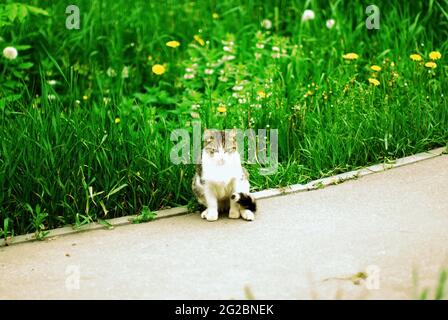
[{"xmin": 1, "ymin": 155, "xmax": 447, "ymax": 299}]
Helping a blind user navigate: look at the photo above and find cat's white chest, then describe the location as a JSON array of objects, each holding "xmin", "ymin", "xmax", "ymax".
[
  {"xmin": 206, "ymin": 180, "xmax": 233, "ymax": 200},
  {"xmin": 203, "ymin": 162, "xmax": 241, "ymax": 182},
  {"xmin": 201, "ymin": 152, "xmax": 243, "ymax": 199}
]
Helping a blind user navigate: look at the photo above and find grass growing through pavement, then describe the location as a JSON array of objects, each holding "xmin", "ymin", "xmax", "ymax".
[
  {"xmin": 414, "ymin": 269, "xmax": 448, "ymax": 300},
  {"xmin": 0, "ymin": 0, "xmax": 447, "ymax": 237}
]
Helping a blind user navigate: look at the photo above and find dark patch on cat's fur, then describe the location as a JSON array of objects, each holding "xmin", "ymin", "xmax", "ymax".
[
  {"xmin": 196, "ymin": 163, "xmax": 203, "ymax": 179},
  {"xmin": 232, "ymin": 193, "xmax": 257, "ymax": 212}
]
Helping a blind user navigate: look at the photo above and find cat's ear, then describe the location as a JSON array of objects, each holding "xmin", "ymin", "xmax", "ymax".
[
  {"xmin": 227, "ymin": 128, "xmax": 237, "ymax": 139},
  {"xmin": 203, "ymin": 128, "xmax": 214, "ymax": 142}
]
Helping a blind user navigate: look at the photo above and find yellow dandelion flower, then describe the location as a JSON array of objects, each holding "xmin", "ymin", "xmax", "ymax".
[
  {"xmin": 429, "ymin": 51, "xmax": 441, "ymax": 60},
  {"xmin": 257, "ymin": 90, "xmax": 266, "ymax": 98},
  {"xmin": 194, "ymin": 35, "xmax": 205, "ymax": 46},
  {"xmin": 166, "ymin": 40, "xmax": 180, "ymax": 48},
  {"xmin": 370, "ymin": 65, "xmax": 381, "ymax": 72},
  {"xmin": 212, "ymin": 13, "xmax": 219, "ymax": 19},
  {"xmin": 342, "ymin": 53, "xmax": 359, "ymax": 60},
  {"xmin": 82, "ymin": 95, "xmax": 89, "ymax": 100},
  {"xmin": 152, "ymin": 64, "xmax": 166, "ymax": 75},
  {"xmin": 368, "ymin": 78, "xmax": 380, "ymax": 86},
  {"xmin": 217, "ymin": 105, "xmax": 227, "ymax": 113},
  {"xmin": 304, "ymin": 90, "xmax": 314, "ymax": 97},
  {"xmin": 410, "ymin": 54, "xmax": 422, "ymax": 61},
  {"xmin": 115, "ymin": 117, "xmax": 121, "ymax": 124},
  {"xmin": 425, "ymin": 61, "xmax": 437, "ymax": 69}
]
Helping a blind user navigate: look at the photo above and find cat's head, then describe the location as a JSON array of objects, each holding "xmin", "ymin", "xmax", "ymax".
[{"xmin": 203, "ymin": 129, "xmax": 238, "ymax": 163}]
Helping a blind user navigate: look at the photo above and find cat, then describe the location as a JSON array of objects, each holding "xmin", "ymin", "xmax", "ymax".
[{"xmin": 192, "ymin": 129, "xmax": 257, "ymax": 221}]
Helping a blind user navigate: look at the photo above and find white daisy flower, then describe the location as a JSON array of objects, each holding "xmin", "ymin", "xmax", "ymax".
[
  {"xmin": 221, "ymin": 40, "xmax": 234, "ymax": 46},
  {"xmin": 121, "ymin": 66, "xmax": 129, "ymax": 78},
  {"xmin": 326, "ymin": 19, "xmax": 335, "ymax": 29},
  {"xmin": 301, "ymin": 9, "xmax": 315, "ymax": 22},
  {"xmin": 190, "ymin": 112, "xmax": 200, "ymax": 119},
  {"xmin": 222, "ymin": 55, "xmax": 236, "ymax": 61},
  {"xmin": 106, "ymin": 67, "xmax": 117, "ymax": 77},
  {"xmin": 261, "ymin": 19, "xmax": 272, "ymax": 30},
  {"xmin": 3, "ymin": 46, "xmax": 18, "ymax": 60}
]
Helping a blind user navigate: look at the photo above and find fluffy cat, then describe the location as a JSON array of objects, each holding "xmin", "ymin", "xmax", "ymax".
[{"xmin": 192, "ymin": 129, "xmax": 257, "ymax": 221}]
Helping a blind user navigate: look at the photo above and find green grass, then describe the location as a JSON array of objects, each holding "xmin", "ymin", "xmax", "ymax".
[
  {"xmin": 415, "ymin": 268, "xmax": 448, "ymax": 300},
  {"xmin": 1, "ymin": 0, "xmax": 448, "ymax": 237}
]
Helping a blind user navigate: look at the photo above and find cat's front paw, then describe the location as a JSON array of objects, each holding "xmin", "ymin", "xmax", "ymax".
[
  {"xmin": 241, "ymin": 209, "xmax": 255, "ymax": 221},
  {"xmin": 228, "ymin": 208, "xmax": 240, "ymax": 219},
  {"xmin": 201, "ymin": 208, "xmax": 218, "ymax": 221}
]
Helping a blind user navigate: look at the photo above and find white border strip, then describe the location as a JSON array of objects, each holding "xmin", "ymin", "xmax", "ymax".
[{"xmin": 1, "ymin": 146, "xmax": 446, "ymax": 247}]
